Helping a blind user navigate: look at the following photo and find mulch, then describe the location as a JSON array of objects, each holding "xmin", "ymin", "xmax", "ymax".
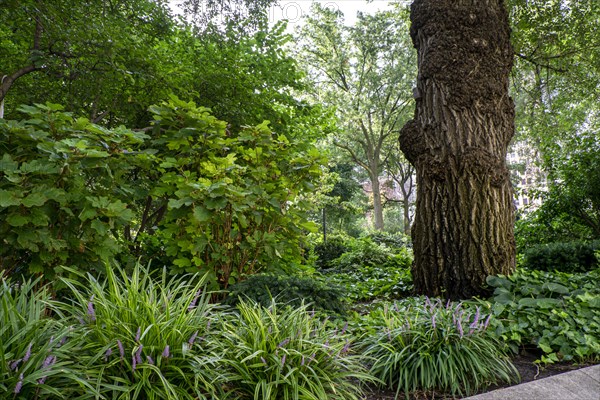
[{"xmin": 362, "ymin": 349, "xmax": 596, "ymax": 400}]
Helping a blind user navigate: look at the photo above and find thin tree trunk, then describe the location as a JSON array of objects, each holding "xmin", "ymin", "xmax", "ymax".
[
  {"xmin": 400, "ymin": 0, "xmax": 516, "ymax": 299},
  {"xmin": 370, "ymin": 171, "xmax": 384, "ymax": 231},
  {"xmin": 402, "ymin": 193, "xmax": 411, "ymax": 235}
]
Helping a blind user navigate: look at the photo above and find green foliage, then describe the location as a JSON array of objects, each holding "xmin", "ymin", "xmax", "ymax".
[
  {"xmin": 313, "ymin": 237, "xmax": 348, "ymax": 270},
  {"xmin": 147, "ymin": 96, "xmax": 325, "ymax": 289},
  {"xmin": 361, "ymin": 298, "xmax": 519, "ymax": 398},
  {"xmin": 0, "ymin": 0, "xmax": 176, "ymax": 127},
  {"xmin": 0, "ymin": 278, "xmax": 94, "ymax": 398},
  {"xmin": 332, "ymin": 237, "xmax": 405, "ymax": 271},
  {"xmin": 521, "ymin": 240, "xmax": 600, "ymax": 273},
  {"xmin": 485, "ymin": 268, "xmax": 600, "ymax": 364},
  {"xmin": 1, "ymin": 98, "xmax": 326, "ymax": 288},
  {"xmin": 54, "ymin": 263, "xmax": 220, "ymax": 399},
  {"xmin": 365, "ymin": 232, "xmax": 412, "ymax": 249},
  {"xmin": 199, "ymin": 300, "xmax": 373, "ymax": 400},
  {"xmin": 223, "ymin": 274, "xmax": 348, "ymax": 315},
  {"xmin": 322, "ymin": 237, "xmax": 414, "ymax": 301},
  {"xmin": 0, "ymin": 103, "xmax": 148, "ymax": 279}
]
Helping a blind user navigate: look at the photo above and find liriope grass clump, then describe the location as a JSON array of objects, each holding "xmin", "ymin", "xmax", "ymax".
[
  {"xmin": 1, "ymin": 278, "xmax": 93, "ymax": 399},
  {"xmin": 55, "ymin": 263, "xmax": 221, "ymax": 399},
  {"xmin": 361, "ymin": 297, "xmax": 519, "ymax": 398},
  {"xmin": 200, "ymin": 300, "xmax": 374, "ymax": 400}
]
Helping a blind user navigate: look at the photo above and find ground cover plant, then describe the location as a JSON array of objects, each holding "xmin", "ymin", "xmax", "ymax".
[
  {"xmin": 200, "ymin": 300, "xmax": 374, "ymax": 400},
  {"xmin": 320, "ymin": 236, "xmax": 414, "ymax": 302},
  {"xmin": 54, "ymin": 263, "xmax": 221, "ymax": 399},
  {"xmin": 360, "ymin": 297, "xmax": 519, "ymax": 398},
  {"xmin": 223, "ymin": 273, "xmax": 348, "ymax": 315},
  {"xmin": 483, "ymin": 267, "xmax": 600, "ymax": 364}
]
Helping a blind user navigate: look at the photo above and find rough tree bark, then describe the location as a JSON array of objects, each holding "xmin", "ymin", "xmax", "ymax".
[{"xmin": 399, "ymin": 0, "xmax": 516, "ymax": 299}]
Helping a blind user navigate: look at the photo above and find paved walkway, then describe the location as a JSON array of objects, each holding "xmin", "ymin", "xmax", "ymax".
[{"xmin": 463, "ymin": 364, "xmax": 600, "ymax": 400}]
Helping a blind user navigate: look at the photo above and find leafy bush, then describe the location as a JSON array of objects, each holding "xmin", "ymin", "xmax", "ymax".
[
  {"xmin": 365, "ymin": 231, "xmax": 411, "ymax": 249},
  {"xmin": 322, "ymin": 237, "xmax": 414, "ymax": 301},
  {"xmin": 328, "ymin": 237, "xmax": 411, "ymax": 272},
  {"xmin": 520, "ymin": 240, "xmax": 600, "ymax": 273},
  {"xmin": 361, "ymin": 298, "xmax": 518, "ymax": 398},
  {"xmin": 54, "ymin": 263, "xmax": 221, "ymax": 399},
  {"xmin": 199, "ymin": 300, "xmax": 373, "ymax": 399},
  {"xmin": 1, "ymin": 278, "xmax": 93, "ymax": 398},
  {"xmin": 223, "ymin": 274, "xmax": 348, "ymax": 315},
  {"xmin": 0, "ymin": 103, "xmax": 146, "ymax": 279},
  {"xmin": 313, "ymin": 237, "xmax": 348, "ymax": 270},
  {"xmin": 326, "ymin": 264, "xmax": 413, "ymax": 302},
  {"xmin": 485, "ymin": 268, "xmax": 600, "ymax": 364}
]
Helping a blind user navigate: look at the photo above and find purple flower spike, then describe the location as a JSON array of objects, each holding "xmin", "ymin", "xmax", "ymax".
[
  {"xmin": 147, "ymin": 355, "xmax": 154, "ymax": 365},
  {"xmin": 42, "ymin": 355, "xmax": 56, "ymax": 368},
  {"xmin": 457, "ymin": 321, "xmax": 464, "ymax": 338},
  {"xmin": 277, "ymin": 338, "xmax": 290, "ymax": 348},
  {"xmin": 483, "ymin": 313, "xmax": 492, "ymax": 329},
  {"xmin": 341, "ymin": 321, "xmax": 349, "ymax": 335},
  {"xmin": 432, "ymin": 313, "xmax": 437, "ymax": 329},
  {"xmin": 342, "ymin": 340, "xmax": 351, "ymax": 354},
  {"xmin": 188, "ymin": 289, "xmax": 202, "ymax": 311},
  {"xmin": 301, "ymin": 355, "xmax": 305, "ymax": 366},
  {"xmin": 14, "ymin": 374, "xmax": 23, "ymax": 394},
  {"xmin": 104, "ymin": 348, "xmax": 113, "ymax": 361},
  {"xmin": 261, "ymin": 356, "xmax": 267, "ymax": 365},
  {"xmin": 135, "ymin": 327, "xmax": 141, "ymax": 343},
  {"xmin": 132, "ymin": 355, "xmax": 137, "ymax": 371},
  {"xmin": 188, "ymin": 331, "xmax": 198, "ymax": 346},
  {"xmin": 23, "ymin": 343, "xmax": 32, "ymax": 362},
  {"xmin": 87, "ymin": 300, "xmax": 96, "ymax": 322},
  {"xmin": 135, "ymin": 345, "xmax": 143, "ymax": 364},
  {"xmin": 281, "ymin": 354, "xmax": 286, "ymax": 367},
  {"xmin": 472, "ymin": 307, "xmax": 481, "ymax": 325},
  {"xmin": 162, "ymin": 345, "xmax": 170, "ymax": 358},
  {"xmin": 10, "ymin": 359, "xmax": 21, "ymax": 371},
  {"xmin": 117, "ymin": 340, "xmax": 125, "ymax": 360}
]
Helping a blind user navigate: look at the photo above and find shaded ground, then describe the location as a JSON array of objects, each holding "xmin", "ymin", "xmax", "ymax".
[{"xmin": 363, "ymin": 351, "xmax": 596, "ymax": 400}]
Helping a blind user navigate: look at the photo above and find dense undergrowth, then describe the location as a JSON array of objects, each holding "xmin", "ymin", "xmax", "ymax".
[{"xmin": 2, "ymin": 242, "xmax": 599, "ymax": 399}]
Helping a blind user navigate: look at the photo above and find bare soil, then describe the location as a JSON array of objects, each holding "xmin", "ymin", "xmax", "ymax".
[{"xmin": 362, "ymin": 349, "xmax": 596, "ymax": 400}]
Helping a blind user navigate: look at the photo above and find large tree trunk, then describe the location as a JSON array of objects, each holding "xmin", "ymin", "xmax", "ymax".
[{"xmin": 399, "ymin": 0, "xmax": 516, "ymax": 299}]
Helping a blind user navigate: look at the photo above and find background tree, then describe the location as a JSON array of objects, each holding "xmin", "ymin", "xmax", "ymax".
[
  {"xmin": 506, "ymin": 0, "xmax": 600, "ymax": 246},
  {"xmin": 0, "ymin": 0, "xmax": 175, "ymax": 125},
  {"xmin": 400, "ymin": 0, "xmax": 516, "ymax": 299},
  {"xmin": 299, "ymin": 4, "xmax": 416, "ymax": 231},
  {"xmin": 383, "ymin": 142, "xmax": 415, "ymax": 235}
]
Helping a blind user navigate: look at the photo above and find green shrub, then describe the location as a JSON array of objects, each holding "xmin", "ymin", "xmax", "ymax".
[
  {"xmin": 0, "ymin": 103, "xmax": 146, "ymax": 279},
  {"xmin": 54, "ymin": 263, "xmax": 221, "ymax": 399},
  {"xmin": 326, "ymin": 264, "xmax": 413, "ymax": 302},
  {"xmin": 322, "ymin": 237, "xmax": 414, "ymax": 302},
  {"xmin": 1, "ymin": 278, "xmax": 93, "ymax": 398},
  {"xmin": 365, "ymin": 231, "xmax": 411, "ymax": 250},
  {"xmin": 199, "ymin": 300, "xmax": 373, "ymax": 400},
  {"xmin": 521, "ymin": 240, "xmax": 600, "ymax": 273},
  {"xmin": 313, "ymin": 237, "xmax": 348, "ymax": 270},
  {"xmin": 329, "ymin": 237, "xmax": 411, "ymax": 272},
  {"xmin": 223, "ymin": 274, "xmax": 348, "ymax": 315},
  {"xmin": 485, "ymin": 268, "xmax": 600, "ymax": 364},
  {"xmin": 361, "ymin": 297, "xmax": 518, "ymax": 398}
]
